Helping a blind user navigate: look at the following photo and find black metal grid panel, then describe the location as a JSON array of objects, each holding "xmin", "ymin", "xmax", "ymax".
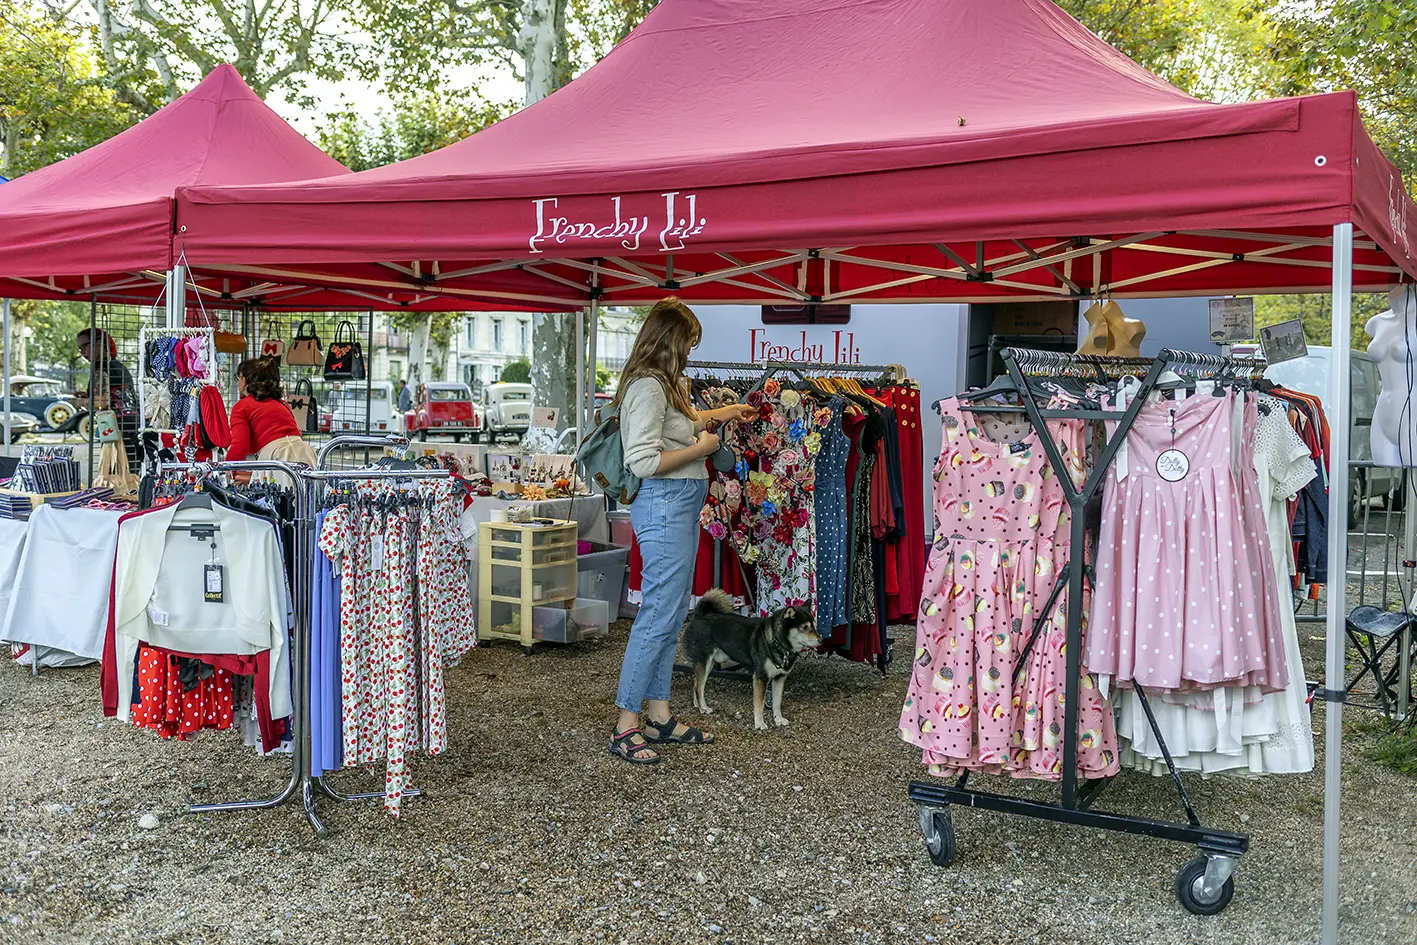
[{"xmin": 251, "ymin": 309, "xmax": 377, "ymax": 444}]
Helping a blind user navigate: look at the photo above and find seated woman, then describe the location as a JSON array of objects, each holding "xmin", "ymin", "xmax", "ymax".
[{"xmin": 227, "ymin": 357, "xmax": 317, "ymax": 468}]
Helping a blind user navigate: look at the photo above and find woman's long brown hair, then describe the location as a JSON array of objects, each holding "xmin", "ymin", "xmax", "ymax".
[{"xmin": 613, "ymin": 297, "xmax": 701, "ymax": 418}]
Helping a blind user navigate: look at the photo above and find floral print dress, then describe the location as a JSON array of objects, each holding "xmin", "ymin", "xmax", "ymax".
[
  {"xmin": 701, "ymin": 379, "xmax": 832, "ymax": 616},
  {"xmin": 899, "ymin": 398, "xmax": 1118, "ymax": 781}
]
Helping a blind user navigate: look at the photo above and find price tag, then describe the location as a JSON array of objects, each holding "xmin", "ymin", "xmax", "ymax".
[
  {"xmin": 1156, "ymin": 449, "xmax": 1190, "ymax": 482},
  {"xmin": 371, "ymin": 534, "xmax": 385, "ymax": 571},
  {"xmin": 204, "ymin": 564, "xmax": 225, "ymax": 603}
]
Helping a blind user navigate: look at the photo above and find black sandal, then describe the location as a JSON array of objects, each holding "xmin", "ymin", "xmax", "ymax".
[
  {"xmin": 644, "ymin": 715, "xmax": 715, "ymax": 745},
  {"xmin": 607, "ymin": 727, "xmax": 660, "ymax": 765}
]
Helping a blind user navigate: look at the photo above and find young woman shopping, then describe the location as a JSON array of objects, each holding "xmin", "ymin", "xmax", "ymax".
[
  {"xmin": 609, "ymin": 297, "xmax": 756, "ymax": 765},
  {"xmin": 227, "ymin": 357, "xmax": 318, "ymax": 467}
]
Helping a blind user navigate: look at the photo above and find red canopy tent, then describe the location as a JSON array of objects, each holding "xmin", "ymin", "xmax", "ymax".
[
  {"xmin": 175, "ymin": 0, "xmax": 1416, "ymax": 308},
  {"xmin": 172, "ymin": 2, "xmax": 1412, "ymax": 937},
  {"xmin": 0, "ymin": 64, "xmax": 460, "ymax": 311}
]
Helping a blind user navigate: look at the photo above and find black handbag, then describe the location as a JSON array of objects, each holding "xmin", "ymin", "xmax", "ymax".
[
  {"xmin": 288, "ymin": 378, "xmax": 319, "ymax": 434},
  {"xmin": 323, "ymin": 320, "xmax": 366, "ymax": 381}
]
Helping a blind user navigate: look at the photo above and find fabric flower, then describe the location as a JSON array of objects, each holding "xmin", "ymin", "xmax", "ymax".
[
  {"xmin": 725, "ymin": 480, "xmax": 742, "ymax": 501},
  {"xmin": 700, "ymin": 506, "xmax": 716, "ymax": 528},
  {"xmin": 707, "ymin": 521, "xmax": 727, "ymax": 541},
  {"xmin": 780, "ymin": 389, "xmax": 802, "ymax": 408},
  {"xmin": 771, "ymin": 410, "xmax": 789, "ymax": 429},
  {"xmin": 788, "ymin": 419, "xmax": 807, "ymax": 442},
  {"xmin": 726, "ymin": 491, "xmax": 742, "ymax": 511},
  {"xmin": 814, "ymin": 407, "xmax": 833, "ymax": 428},
  {"xmin": 747, "ymin": 481, "xmax": 768, "ymax": 505},
  {"xmin": 760, "ymin": 499, "xmax": 778, "ymax": 519},
  {"xmin": 762, "ymin": 378, "xmax": 781, "ymax": 397},
  {"xmin": 780, "ymin": 449, "xmax": 801, "ymax": 468},
  {"xmin": 762, "ymin": 432, "xmax": 782, "ymax": 452},
  {"xmin": 753, "ymin": 520, "xmax": 773, "ymax": 541},
  {"xmin": 803, "ymin": 432, "xmax": 822, "ymax": 454},
  {"xmin": 746, "ymin": 390, "xmax": 765, "ymax": 408},
  {"xmin": 709, "ymin": 481, "xmax": 725, "ymax": 502},
  {"xmin": 734, "ymin": 458, "xmax": 749, "ymax": 480}
]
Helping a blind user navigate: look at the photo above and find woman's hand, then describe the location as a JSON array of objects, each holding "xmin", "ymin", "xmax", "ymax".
[
  {"xmin": 710, "ymin": 403, "xmax": 757, "ymax": 425},
  {"xmin": 694, "ymin": 430, "xmax": 722, "ymax": 457}
]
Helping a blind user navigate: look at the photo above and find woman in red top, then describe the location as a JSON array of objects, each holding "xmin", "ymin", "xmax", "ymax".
[{"xmin": 228, "ymin": 358, "xmax": 317, "ymax": 468}]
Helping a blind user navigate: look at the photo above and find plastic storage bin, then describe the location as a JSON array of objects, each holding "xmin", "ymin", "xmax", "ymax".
[
  {"xmin": 532, "ymin": 598, "xmax": 610, "ymax": 643},
  {"xmin": 607, "ymin": 510, "xmax": 633, "ymax": 548},
  {"xmin": 577, "ymin": 542, "xmax": 628, "ymax": 616}
]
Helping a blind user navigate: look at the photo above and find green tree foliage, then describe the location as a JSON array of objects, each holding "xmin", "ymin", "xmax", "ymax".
[
  {"xmin": 1255, "ymin": 292, "xmax": 1392, "ymax": 346},
  {"xmin": 0, "ymin": 3, "xmax": 140, "ymax": 176},
  {"xmin": 62, "ymin": 0, "xmax": 372, "ymax": 111},
  {"xmin": 317, "ymin": 92, "xmax": 514, "ymax": 170},
  {"xmin": 500, "ymin": 357, "xmax": 532, "ymax": 384},
  {"xmin": 1264, "ymin": 1, "xmax": 1417, "ymax": 189},
  {"xmin": 8, "ymin": 300, "xmax": 91, "ymax": 383}
]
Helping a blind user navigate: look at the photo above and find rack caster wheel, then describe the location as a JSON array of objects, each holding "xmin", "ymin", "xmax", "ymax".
[
  {"xmin": 1174, "ymin": 854, "xmax": 1236, "ymax": 916},
  {"xmin": 918, "ymin": 806, "xmax": 957, "ymax": 868},
  {"xmin": 522, "ymin": 646, "xmax": 535, "ymax": 656}
]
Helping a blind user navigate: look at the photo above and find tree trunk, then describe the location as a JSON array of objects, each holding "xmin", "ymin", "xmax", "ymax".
[
  {"xmin": 408, "ymin": 317, "xmax": 431, "ymax": 386},
  {"xmin": 531, "ymin": 312, "xmax": 577, "ymax": 433},
  {"xmin": 518, "ymin": 0, "xmax": 560, "ymax": 107},
  {"xmin": 523, "ymin": 0, "xmax": 578, "ymax": 438}
]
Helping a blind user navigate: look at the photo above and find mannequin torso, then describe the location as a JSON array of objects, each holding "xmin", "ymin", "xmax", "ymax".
[{"xmin": 1367, "ymin": 286, "xmax": 1417, "ymax": 467}]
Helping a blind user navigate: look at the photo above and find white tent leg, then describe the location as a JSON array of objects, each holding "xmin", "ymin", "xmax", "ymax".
[
  {"xmin": 1321, "ymin": 221, "xmax": 1353, "ymax": 945},
  {"xmin": 167, "ymin": 265, "xmax": 185, "ymax": 329},
  {"xmin": 586, "ymin": 295, "xmax": 600, "ymax": 435},
  {"xmin": 2, "ymin": 298, "xmax": 11, "ymax": 457},
  {"xmin": 575, "ymin": 306, "xmax": 586, "ymax": 448}
]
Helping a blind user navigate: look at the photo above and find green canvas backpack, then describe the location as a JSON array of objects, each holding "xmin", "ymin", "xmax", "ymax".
[{"xmin": 575, "ymin": 402, "xmax": 641, "ymax": 504}]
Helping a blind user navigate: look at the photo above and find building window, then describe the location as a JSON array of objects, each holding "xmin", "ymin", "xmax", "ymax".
[
  {"xmin": 466, "ymin": 318, "xmax": 476, "ymax": 348},
  {"xmin": 519, "ymin": 320, "xmax": 529, "ymax": 354},
  {"xmin": 390, "ymin": 360, "xmax": 403, "ymax": 380},
  {"xmin": 492, "ymin": 318, "xmax": 504, "ymax": 351}
]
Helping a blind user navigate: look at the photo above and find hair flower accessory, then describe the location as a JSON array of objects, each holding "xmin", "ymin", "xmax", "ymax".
[
  {"xmin": 706, "ymin": 521, "xmax": 728, "ymax": 541},
  {"xmin": 760, "ymin": 499, "xmax": 778, "ymax": 519},
  {"xmin": 746, "ymin": 390, "xmax": 765, "ymax": 408},
  {"xmin": 762, "ymin": 378, "xmax": 781, "ymax": 397},
  {"xmin": 779, "ymin": 389, "xmax": 802, "ymax": 408},
  {"xmin": 788, "ymin": 419, "xmax": 808, "ymax": 442}
]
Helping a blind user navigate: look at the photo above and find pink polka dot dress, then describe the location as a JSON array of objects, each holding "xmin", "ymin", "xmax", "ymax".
[
  {"xmin": 899, "ymin": 398, "xmax": 1119, "ymax": 781},
  {"xmin": 1086, "ymin": 391, "xmax": 1289, "ymax": 693}
]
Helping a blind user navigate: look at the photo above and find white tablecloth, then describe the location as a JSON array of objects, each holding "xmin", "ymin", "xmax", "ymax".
[
  {"xmin": 1, "ymin": 505, "xmax": 125, "ymax": 661},
  {"xmin": 0, "ymin": 517, "xmax": 29, "ymax": 630}
]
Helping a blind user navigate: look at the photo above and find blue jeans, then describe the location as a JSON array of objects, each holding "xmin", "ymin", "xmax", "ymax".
[{"xmin": 615, "ymin": 477, "xmax": 709, "ymax": 713}]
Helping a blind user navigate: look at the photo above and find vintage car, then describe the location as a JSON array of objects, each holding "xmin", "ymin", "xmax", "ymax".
[
  {"xmin": 482, "ymin": 382, "xmax": 532, "ymax": 440},
  {"xmin": 0, "ymin": 411, "xmax": 40, "ymax": 443},
  {"xmin": 7, "ymin": 375, "xmax": 84, "ymax": 432},
  {"xmin": 328, "ymin": 380, "xmax": 401, "ymax": 434},
  {"xmin": 404, "ymin": 381, "xmax": 482, "ymax": 441}
]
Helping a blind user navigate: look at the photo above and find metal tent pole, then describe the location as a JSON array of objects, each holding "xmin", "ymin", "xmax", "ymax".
[
  {"xmin": 3, "ymin": 298, "xmax": 11, "ymax": 456},
  {"xmin": 1320, "ymin": 222, "xmax": 1354, "ymax": 945},
  {"xmin": 586, "ymin": 292, "xmax": 601, "ymax": 437},
  {"xmin": 575, "ymin": 307, "xmax": 586, "ymax": 447}
]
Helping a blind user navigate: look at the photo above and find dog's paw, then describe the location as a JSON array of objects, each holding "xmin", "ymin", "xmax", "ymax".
[
  {"xmin": 753, "ymin": 719, "xmax": 770, "ymax": 731},
  {"xmin": 773, "ymin": 716, "xmax": 790, "ymax": 728}
]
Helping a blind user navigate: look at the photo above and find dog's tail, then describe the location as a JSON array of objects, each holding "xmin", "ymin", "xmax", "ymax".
[{"xmin": 693, "ymin": 588, "xmax": 735, "ymax": 618}]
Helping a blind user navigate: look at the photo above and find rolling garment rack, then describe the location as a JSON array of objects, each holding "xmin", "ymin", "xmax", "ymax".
[
  {"xmin": 909, "ymin": 347, "xmax": 1263, "ymax": 917},
  {"xmin": 676, "ymin": 359, "xmax": 903, "ymax": 682},
  {"xmin": 161, "ymin": 434, "xmax": 450, "ymax": 836}
]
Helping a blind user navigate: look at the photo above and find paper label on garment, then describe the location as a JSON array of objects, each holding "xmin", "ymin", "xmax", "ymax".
[
  {"xmin": 1156, "ymin": 449, "xmax": 1190, "ymax": 482},
  {"xmin": 204, "ymin": 564, "xmax": 225, "ymax": 603},
  {"xmin": 371, "ymin": 534, "xmax": 385, "ymax": 571},
  {"xmin": 1009, "ymin": 442, "xmax": 1029, "ymax": 454},
  {"xmin": 147, "ymin": 606, "xmax": 169, "ymax": 627}
]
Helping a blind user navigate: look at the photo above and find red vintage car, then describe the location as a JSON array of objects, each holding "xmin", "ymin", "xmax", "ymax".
[{"xmin": 404, "ymin": 382, "xmax": 483, "ymax": 442}]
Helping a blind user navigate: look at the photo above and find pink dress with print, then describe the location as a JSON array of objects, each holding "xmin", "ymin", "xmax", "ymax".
[
  {"xmin": 1086, "ymin": 391, "xmax": 1288, "ymax": 693},
  {"xmin": 899, "ymin": 399, "xmax": 1118, "ymax": 781}
]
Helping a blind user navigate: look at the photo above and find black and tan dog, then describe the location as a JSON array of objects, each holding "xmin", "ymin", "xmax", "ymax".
[{"xmin": 683, "ymin": 590, "xmax": 823, "ymax": 730}]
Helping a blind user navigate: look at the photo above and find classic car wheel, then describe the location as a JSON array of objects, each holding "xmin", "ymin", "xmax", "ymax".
[{"xmin": 44, "ymin": 401, "xmax": 75, "ymax": 428}]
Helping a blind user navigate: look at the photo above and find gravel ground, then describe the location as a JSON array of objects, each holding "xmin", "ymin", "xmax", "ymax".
[{"xmin": 1, "ymin": 624, "xmax": 1415, "ymax": 945}]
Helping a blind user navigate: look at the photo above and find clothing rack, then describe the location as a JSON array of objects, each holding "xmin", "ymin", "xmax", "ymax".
[
  {"xmin": 137, "ymin": 326, "xmax": 216, "ymax": 438},
  {"xmin": 160, "ymin": 434, "xmax": 450, "ymax": 836},
  {"xmin": 908, "ymin": 346, "xmax": 1252, "ymax": 916},
  {"xmin": 678, "ymin": 358, "xmax": 911, "ymax": 679}
]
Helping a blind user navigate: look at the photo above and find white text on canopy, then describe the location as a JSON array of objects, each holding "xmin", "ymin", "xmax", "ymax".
[{"xmin": 528, "ymin": 193, "xmax": 707, "ymax": 254}]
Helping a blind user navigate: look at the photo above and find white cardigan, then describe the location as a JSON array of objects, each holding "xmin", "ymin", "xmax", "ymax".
[{"xmin": 112, "ymin": 502, "xmax": 292, "ymax": 723}]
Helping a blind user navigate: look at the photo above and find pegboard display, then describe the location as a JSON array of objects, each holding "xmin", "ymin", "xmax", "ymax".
[{"xmin": 251, "ymin": 309, "xmax": 377, "ymax": 440}]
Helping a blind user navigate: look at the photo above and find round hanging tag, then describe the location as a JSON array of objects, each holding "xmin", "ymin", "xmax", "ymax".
[{"xmin": 1156, "ymin": 448, "xmax": 1190, "ymax": 482}]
